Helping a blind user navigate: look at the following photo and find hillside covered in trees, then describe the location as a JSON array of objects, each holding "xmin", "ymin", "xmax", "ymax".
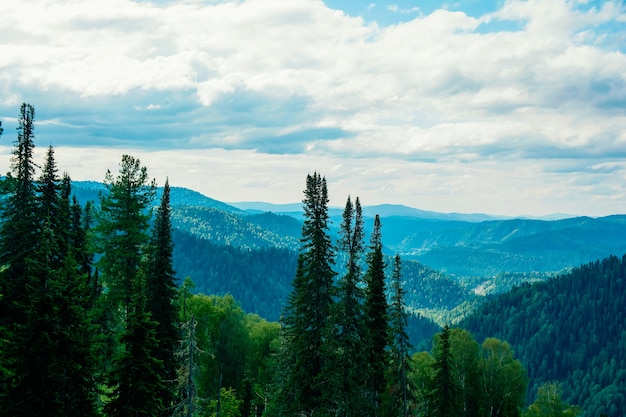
[
  {"xmin": 1, "ymin": 103, "xmax": 622, "ymax": 417},
  {"xmin": 462, "ymin": 254, "xmax": 626, "ymax": 417},
  {"xmin": 69, "ymin": 178, "xmax": 626, "ymax": 326}
]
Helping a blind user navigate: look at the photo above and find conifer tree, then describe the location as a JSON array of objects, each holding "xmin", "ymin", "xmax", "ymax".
[
  {"xmin": 1, "ymin": 136, "xmax": 98, "ymax": 416},
  {"xmin": 363, "ymin": 214, "xmax": 389, "ymax": 416},
  {"xmin": 105, "ymin": 269, "xmax": 166, "ymax": 417},
  {"xmin": 33, "ymin": 148, "xmax": 98, "ymax": 417},
  {"xmin": 0, "ymin": 103, "xmax": 42, "ymax": 414},
  {"xmin": 55, "ymin": 173, "xmax": 99, "ymax": 417},
  {"xmin": 69, "ymin": 197, "xmax": 98, "ymax": 304},
  {"xmin": 95, "ymin": 155, "xmax": 157, "ymax": 407},
  {"xmin": 96, "ymin": 154, "xmax": 156, "ymax": 316},
  {"xmin": 0, "ymin": 103, "xmax": 38, "ymax": 320},
  {"xmin": 36, "ymin": 146, "xmax": 66, "ymax": 267},
  {"xmin": 329, "ymin": 196, "xmax": 368, "ymax": 417},
  {"xmin": 50, "ymin": 242, "xmax": 99, "ymax": 417},
  {"xmin": 146, "ymin": 178, "xmax": 179, "ymax": 414},
  {"xmin": 429, "ymin": 325, "xmax": 461, "ymax": 417},
  {"xmin": 281, "ymin": 172, "xmax": 336, "ymax": 416},
  {"xmin": 387, "ymin": 254, "xmax": 412, "ymax": 417}
]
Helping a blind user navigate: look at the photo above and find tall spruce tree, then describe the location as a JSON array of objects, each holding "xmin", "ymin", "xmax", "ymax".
[
  {"xmin": 329, "ymin": 196, "xmax": 368, "ymax": 417},
  {"xmin": 146, "ymin": 178, "xmax": 179, "ymax": 414},
  {"xmin": 69, "ymin": 197, "xmax": 98, "ymax": 304},
  {"xmin": 0, "ymin": 103, "xmax": 38, "ymax": 319},
  {"xmin": 0, "ymin": 103, "xmax": 41, "ymax": 415},
  {"xmin": 36, "ymin": 146, "xmax": 66, "ymax": 267},
  {"xmin": 96, "ymin": 154, "xmax": 156, "ymax": 316},
  {"xmin": 386, "ymin": 254, "xmax": 412, "ymax": 417},
  {"xmin": 54, "ymin": 172, "xmax": 99, "ymax": 417},
  {"xmin": 105, "ymin": 268, "xmax": 166, "ymax": 417},
  {"xmin": 0, "ymin": 122, "xmax": 98, "ymax": 416},
  {"xmin": 429, "ymin": 325, "xmax": 462, "ymax": 417},
  {"xmin": 281, "ymin": 172, "xmax": 336, "ymax": 416},
  {"xmin": 363, "ymin": 214, "xmax": 389, "ymax": 416}
]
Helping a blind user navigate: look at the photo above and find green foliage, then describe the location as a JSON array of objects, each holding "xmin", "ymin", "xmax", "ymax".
[
  {"xmin": 327, "ymin": 196, "xmax": 369, "ymax": 416},
  {"xmin": 171, "ymin": 205, "xmax": 300, "ymax": 250},
  {"xmin": 386, "ymin": 254, "xmax": 413, "ymax": 417},
  {"xmin": 146, "ymin": 179, "xmax": 179, "ymax": 411},
  {"xmin": 410, "ymin": 351, "xmax": 435, "ymax": 416},
  {"xmin": 479, "ymin": 338, "xmax": 527, "ymax": 417},
  {"xmin": 280, "ymin": 172, "xmax": 337, "ymax": 416},
  {"xmin": 172, "ymin": 228, "xmax": 296, "ymax": 321},
  {"xmin": 0, "ymin": 105, "xmax": 99, "ymax": 417},
  {"xmin": 0, "ymin": 103, "xmax": 38, "ymax": 323},
  {"xmin": 96, "ymin": 154, "xmax": 156, "ymax": 312},
  {"xmin": 400, "ymin": 259, "xmax": 473, "ymax": 315},
  {"xmin": 181, "ymin": 291, "xmax": 280, "ymax": 417},
  {"xmin": 105, "ymin": 269, "xmax": 167, "ymax": 417},
  {"xmin": 207, "ymin": 387, "xmax": 242, "ymax": 417},
  {"xmin": 447, "ymin": 328, "xmax": 481, "ymax": 417},
  {"xmin": 428, "ymin": 324, "xmax": 462, "ymax": 417},
  {"xmin": 462, "ymin": 254, "xmax": 626, "ymax": 416},
  {"xmin": 411, "ymin": 327, "xmax": 527, "ymax": 417},
  {"xmin": 525, "ymin": 383, "xmax": 580, "ymax": 417},
  {"xmin": 363, "ymin": 214, "xmax": 390, "ymax": 416}
]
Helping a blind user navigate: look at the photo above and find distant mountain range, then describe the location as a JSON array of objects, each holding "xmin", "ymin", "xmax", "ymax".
[
  {"xmin": 72, "ymin": 181, "xmax": 626, "ymax": 322},
  {"xmin": 228, "ymin": 201, "xmax": 574, "ymax": 222}
]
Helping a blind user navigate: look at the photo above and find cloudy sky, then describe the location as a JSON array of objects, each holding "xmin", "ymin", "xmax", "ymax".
[{"xmin": 0, "ymin": 0, "xmax": 625, "ymax": 217}]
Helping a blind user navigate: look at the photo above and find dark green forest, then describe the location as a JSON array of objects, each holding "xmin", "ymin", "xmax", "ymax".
[
  {"xmin": 0, "ymin": 103, "xmax": 620, "ymax": 417},
  {"xmin": 462, "ymin": 255, "xmax": 626, "ymax": 416}
]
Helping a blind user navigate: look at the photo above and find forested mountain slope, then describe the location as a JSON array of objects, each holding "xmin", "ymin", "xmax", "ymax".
[
  {"xmin": 235, "ymin": 200, "xmax": 626, "ymax": 278},
  {"xmin": 171, "ymin": 223, "xmax": 468, "ymax": 324},
  {"xmin": 389, "ymin": 215, "xmax": 626, "ymax": 277},
  {"xmin": 461, "ymin": 254, "xmax": 626, "ymax": 417},
  {"xmin": 72, "ymin": 181, "xmax": 626, "ymax": 323},
  {"xmin": 171, "ymin": 206, "xmax": 301, "ymax": 250},
  {"xmin": 172, "ymin": 229, "xmax": 297, "ymax": 321}
]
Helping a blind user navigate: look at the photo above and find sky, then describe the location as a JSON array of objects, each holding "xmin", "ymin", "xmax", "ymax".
[{"xmin": 0, "ymin": 0, "xmax": 625, "ymax": 217}]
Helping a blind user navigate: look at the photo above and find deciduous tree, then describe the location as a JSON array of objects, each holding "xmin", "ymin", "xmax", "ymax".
[
  {"xmin": 525, "ymin": 382, "xmax": 580, "ymax": 417},
  {"xmin": 479, "ymin": 338, "xmax": 527, "ymax": 417}
]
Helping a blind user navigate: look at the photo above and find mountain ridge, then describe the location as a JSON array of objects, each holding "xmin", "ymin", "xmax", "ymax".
[
  {"xmin": 228, "ymin": 200, "xmax": 578, "ymax": 222},
  {"xmin": 70, "ymin": 180, "xmax": 626, "ymax": 322}
]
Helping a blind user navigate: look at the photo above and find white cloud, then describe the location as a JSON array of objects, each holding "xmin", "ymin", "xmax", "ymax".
[{"xmin": 0, "ymin": 0, "xmax": 624, "ymax": 216}]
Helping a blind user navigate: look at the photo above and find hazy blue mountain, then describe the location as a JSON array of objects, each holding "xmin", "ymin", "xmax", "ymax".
[
  {"xmin": 71, "ymin": 181, "xmax": 626, "ymax": 324},
  {"xmin": 228, "ymin": 201, "xmax": 303, "ymax": 215},
  {"xmin": 393, "ymin": 215, "xmax": 626, "ymax": 277},
  {"xmin": 229, "ymin": 201, "xmax": 511, "ymax": 222},
  {"xmin": 72, "ymin": 181, "xmax": 243, "ymax": 213}
]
